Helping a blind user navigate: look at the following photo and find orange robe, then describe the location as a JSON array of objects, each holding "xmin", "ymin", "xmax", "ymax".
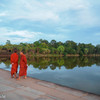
[
  {"xmin": 10, "ymin": 53, "xmax": 18, "ymax": 76},
  {"xmin": 19, "ymin": 54, "xmax": 27, "ymax": 76}
]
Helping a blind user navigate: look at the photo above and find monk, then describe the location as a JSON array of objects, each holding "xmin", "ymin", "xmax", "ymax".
[
  {"xmin": 10, "ymin": 48, "xmax": 18, "ymax": 78},
  {"xmin": 17, "ymin": 50, "xmax": 28, "ymax": 80}
]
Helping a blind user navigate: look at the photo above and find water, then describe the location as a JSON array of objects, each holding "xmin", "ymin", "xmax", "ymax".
[{"xmin": 0, "ymin": 56, "xmax": 100, "ymax": 95}]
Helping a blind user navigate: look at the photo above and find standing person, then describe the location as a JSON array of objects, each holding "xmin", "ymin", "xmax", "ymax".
[
  {"xmin": 17, "ymin": 50, "xmax": 28, "ymax": 80},
  {"xmin": 10, "ymin": 48, "xmax": 18, "ymax": 78}
]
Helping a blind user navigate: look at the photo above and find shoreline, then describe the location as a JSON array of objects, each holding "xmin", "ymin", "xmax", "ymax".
[
  {"xmin": 1, "ymin": 68, "xmax": 100, "ymax": 96},
  {"xmin": 0, "ymin": 68, "xmax": 100, "ymax": 100}
]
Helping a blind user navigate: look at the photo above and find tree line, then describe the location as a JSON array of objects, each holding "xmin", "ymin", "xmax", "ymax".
[{"xmin": 0, "ymin": 39, "xmax": 100, "ymax": 56}]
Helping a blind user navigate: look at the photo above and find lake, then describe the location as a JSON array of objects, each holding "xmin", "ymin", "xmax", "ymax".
[{"xmin": 0, "ymin": 56, "xmax": 100, "ymax": 95}]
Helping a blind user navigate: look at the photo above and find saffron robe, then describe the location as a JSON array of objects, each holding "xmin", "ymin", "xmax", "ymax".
[
  {"xmin": 19, "ymin": 54, "xmax": 27, "ymax": 76},
  {"xmin": 10, "ymin": 53, "xmax": 18, "ymax": 76}
]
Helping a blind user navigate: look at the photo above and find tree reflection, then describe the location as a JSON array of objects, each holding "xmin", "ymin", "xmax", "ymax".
[
  {"xmin": 0, "ymin": 57, "xmax": 10, "ymax": 68},
  {"xmin": 0, "ymin": 56, "xmax": 100, "ymax": 70}
]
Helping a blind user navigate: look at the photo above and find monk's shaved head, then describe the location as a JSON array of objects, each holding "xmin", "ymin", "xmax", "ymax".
[{"xmin": 14, "ymin": 48, "xmax": 17, "ymax": 53}]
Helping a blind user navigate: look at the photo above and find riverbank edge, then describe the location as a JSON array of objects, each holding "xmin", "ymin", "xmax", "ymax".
[{"xmin": 0, "ymin": 68, "xmax": 100, "ymax": 97}]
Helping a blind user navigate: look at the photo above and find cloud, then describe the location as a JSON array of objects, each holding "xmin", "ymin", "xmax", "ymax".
[
  {"xmin": 94, "ymin": 33, "xmax": 100, "ymax": 36},
  {"xmin": 0, "ymin": 27, "xmax": 41, "ymax": 43},
  {"xmin": 46, "ymin": 0, "xmax": 89, "ymax": 12},
  {"xmin": 2, "ymin": 0, "xmax": 97, "ymax": 26},
  {"xmin": 45, "ymin": 0, "xmax": 99, "ymax": 27},
  {"xmin": 56, "ymin": 27, "xmax": 71, "ymax": 33},
  {"xmin": 0, "ymin": 12, "xmax": 6, "ymax": 16},
  {"xmin": 0, "ymin": 0, "xmax": 100, "ymax": 45},
  {"xmin": 0, "ymin": 27, "xmax": 67, "ymax": 44},
  {"xmin": 0, "ymin": 12, "xmax": 7, "ymax": 22},
  {"xmin": 0, "ymin": 0, "xmax": 99, "ymax": 29},
  {"xmin": 3, "ymin": 0, "xmax": 59, "ymax": 21}
]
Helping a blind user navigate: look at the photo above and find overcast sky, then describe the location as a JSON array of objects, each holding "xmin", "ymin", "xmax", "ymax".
[{"xmin": 0, "ymin": 0, "xmax": 100, "ymax": 45}]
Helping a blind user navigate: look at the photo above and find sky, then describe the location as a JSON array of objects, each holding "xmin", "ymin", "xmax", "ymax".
[{"xmin": 0, "ymin": 0, "xmax": 100, "ymax": 45}]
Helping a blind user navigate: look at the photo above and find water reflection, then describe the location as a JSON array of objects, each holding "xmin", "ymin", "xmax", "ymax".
[
  {"xmin": 0, "ymin": 56, "xmax": 100, "ymax": 95},
  {"xmin": 0, "ymin": 57, "xmax": 10, "ymax": 68},
  {"xmin": 0, "ymin": 56, "xmax": 100, "ymax": 69}
]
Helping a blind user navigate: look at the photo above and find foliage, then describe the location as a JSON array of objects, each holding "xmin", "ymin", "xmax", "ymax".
[
  {"xmin": 2, "ymin": 56, "xmax": 100, "ymax": 70},
  {"xmin": 0, "ymin": 40, "xmax": 100, "ymax": 56}
]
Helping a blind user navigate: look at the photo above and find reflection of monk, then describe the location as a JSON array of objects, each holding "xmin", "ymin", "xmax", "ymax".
[
  {"xmin": 17, "ymin": 50, "xmax": 28, "ymax": 80},
  {"xmin": 10, "ymin": 49, "xmax": 18, "ymax": 78}
]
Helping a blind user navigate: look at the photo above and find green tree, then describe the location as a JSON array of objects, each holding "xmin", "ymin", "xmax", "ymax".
[
  {"xmin": 57, "ymin": 45, "xmax": 65, "ymax": 54},
  {"xmin": 84, "ymin": 48, "xmax": 88, "ymax": 55}
]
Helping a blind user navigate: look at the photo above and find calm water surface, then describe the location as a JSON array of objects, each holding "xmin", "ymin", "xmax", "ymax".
[{"xmin": 0, "ymin": 56, "xmax": 100, "ymax": 95}]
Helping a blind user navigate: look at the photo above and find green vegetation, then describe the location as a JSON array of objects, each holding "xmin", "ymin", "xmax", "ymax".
[
  {"xmin": 0, "ymin": 39, "xmax": 100, "ymax": 56},
  {"xmin": 1, "ymin": 56, "xmax": 100, "ymax": 70}
]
